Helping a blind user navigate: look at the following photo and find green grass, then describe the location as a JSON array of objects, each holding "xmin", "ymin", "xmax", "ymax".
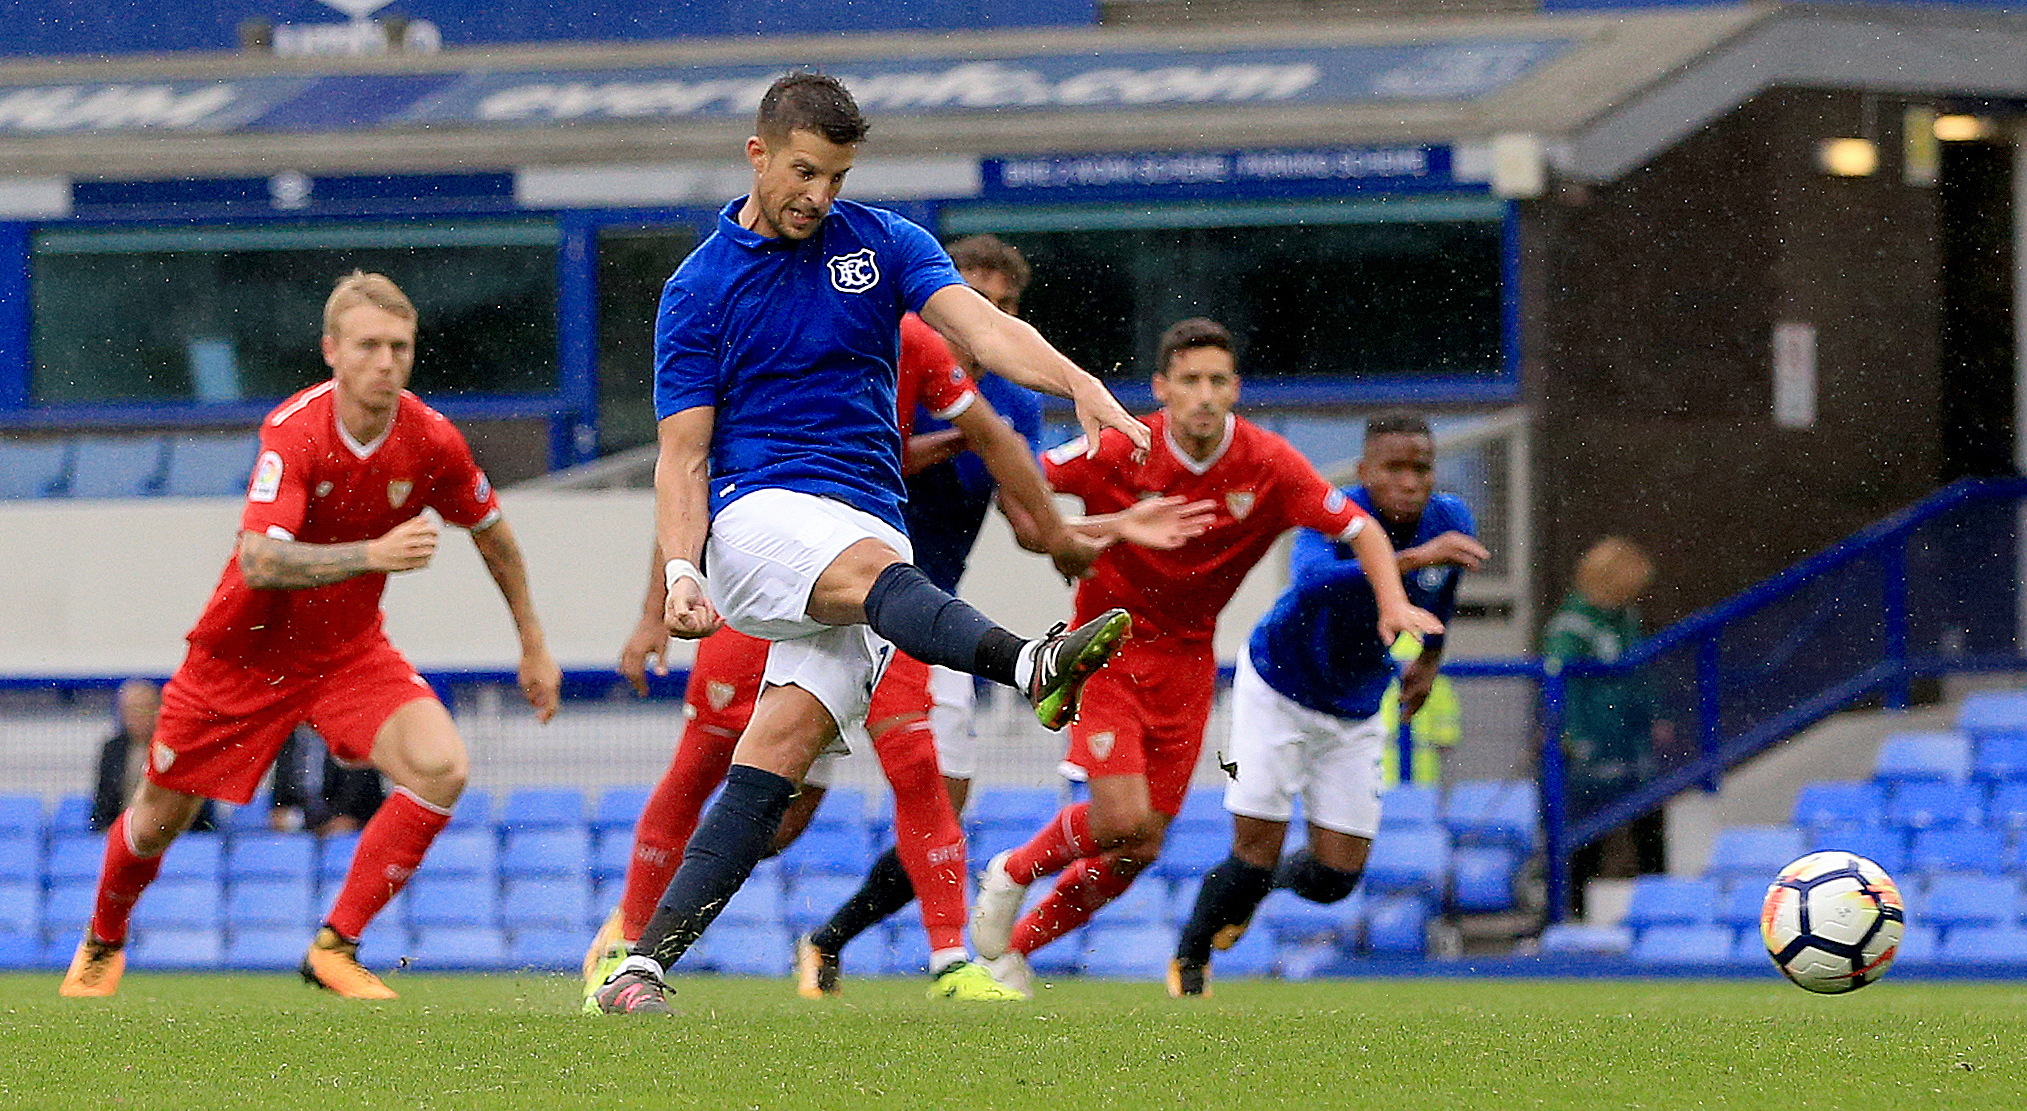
[{"xmin": 2, "ymin": 971, "xmax": 2025, "ymax": 1110}]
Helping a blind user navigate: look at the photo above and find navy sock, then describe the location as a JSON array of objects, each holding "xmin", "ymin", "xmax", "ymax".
[
  {"xmin": 863, "ymin": 563, "xmax": 1024, "ymax": 688},
  {"xmin": 635, "ymin": 764, "xmax": 796, "ymax": 969},
  {"xmin": 1273, "ymin": 849, "xmax": 1361, "ymax": 904},
  {"xmin": 809, "ymin": 846, "xmax": 915, "ymax": 955},
  {"xmin": 1175, "ymin": 855, "xmax": 1276, "ymax": 965}
]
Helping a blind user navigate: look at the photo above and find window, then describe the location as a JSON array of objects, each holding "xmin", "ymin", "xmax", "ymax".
[
  {"xmin": 31, "ymin": 221, "xmax": 559, "ymax": 406},
  {"xmin": 595, "ymin": 224, "xmax": 701, "ymax": 454}
]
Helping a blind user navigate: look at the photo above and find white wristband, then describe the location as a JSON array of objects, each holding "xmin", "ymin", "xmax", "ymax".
[{"xmin": 664, "ymin": 558, "xmax": 705, "ymax": 594}]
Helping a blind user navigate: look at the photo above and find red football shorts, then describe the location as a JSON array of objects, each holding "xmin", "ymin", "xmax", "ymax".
[
  {"xmin": 148, "ymin": 640, "xmax": 439, "ymax": 805},
  {"xmin": 1062, "ymin": 636, "xmax": 1217, "ymax": 817},
  {"xmin": 683, "ymin": 628, "xmax": 769, "ymax": 738}
]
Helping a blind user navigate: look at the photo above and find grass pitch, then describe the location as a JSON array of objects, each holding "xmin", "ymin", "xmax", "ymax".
[{"xmin": 1, "ymin": 971, "xmax": 2022, "ymax": 1110}]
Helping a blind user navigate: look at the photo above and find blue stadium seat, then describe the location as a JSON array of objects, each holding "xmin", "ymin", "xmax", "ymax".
[
  {"xmin": 1620, "ymin": 876, "xmax": 1717, "ymax": 929},
  {"xmin": 1363, "ymin": 893, "xmax": 1434, "ymax": 955},
  {"xmin": 1806, "ymin": 823, "xmax": 1908, "ymax": 875},
  {"xmin": 1217, "ymin": 919, "xmax": 1277, "ymax": 975},
  {"xmin": 808, "ymin": 787, "xmax": 870, "ymax": 832},
  {"xmin": 1276, "ymin": 934, "xmax": 1355, "ymax": 980},
  {"xmin": 1715, "ymin": 881, "xmax": 1770, "ymax": 933},
  {"xmin": 423, "ymin": 828, "xmax": 498, "ymax": 879},
  {"xmin": 224, "ymin": 834, "xmax": 314, "ymax": 882},
  {"xmin": 1088, "ymin": 874, "xmax": 1170, "ymax": 926},
  {"xmin": 1257, "ymin": 889, "xmax": 1362, "ymax": 943},
  {"xmin": 446, "ymin": 789, "xmax": 493, "ymax": 829},
  {"xmin": 225, "ymin": 793, "xmax": 276, "ymax": 833},
  {"xmin": 1703, "ymin": 825, "xmax": 1808, "ymax": 885},
  {"xmin": 318, "ymin": 832, "xmax": 361, "ymax": 886},
  {"xmin": 1361, "ymin": 827, "xmax": 1451, "ymax": 898},
  {"xmin": 590, "ymin": 785, "xmax": 651, "ymax": 833},
  {"xmin": 406, "ymin": 876, "xmax": 499, "ymax": 929},
  {"xmin": 774, "ymin": 824, "xmax": 872, "ymax": 877},
  {"xmin": 1443, "ymin": 779, "xmax": 1537, "ymax": 849},
  {"xmin": 66, "ymin": 434, "xmax": 166, "ymax": 498},
  {"xmin": 0, "ymin": 835, "xmax": 39, "ymax": 883},
  {"xmin": 1987, "ymin": 781, "xmax": 2027, "ymax": 830},
  {"xmin": 1151, "ymin": 823, "xmax": 1231, "ymax": 881},
  {"xmin": 1728, "ymin": 928, "xmax": 1781, "ymax": 972},
  {"xmin": 46, "ymin": 833, "xmax": 104, "ymax": 884},
  {"xmin": 1937, "ymin": 926, "xmax": 2027, "ymax": 966},
  {"xmin": 1893, "ymin": 923, "xmax": 1940, "ymax": 968},
  {"xmin": 591, "ymin": 829, "xmax": 632, "ymax": 882},
  {"xmin": 160, "ymin": 432, "xmax": 258, "ymax": 497},
  {"xmin": 157, "ymin": 836, "xmax": 223, "ymax": 882},
  {"xmin": 0, "ymin": 880, "xmax": 39, "ymax": 935},
  {"xmin": 1873, "ymin": 731, "xmax": 1972, "ymax": 785},
  {"xmin": 500, "ymin": 876, "xmax": 591, "ymax": 931},
  {"xmin": 1628, "ymin": 923, "xmax": 1734, "ymax": 965},
  {"xmin": 0, "ymin": 932, "xmax": 43, "ymax": 970},
  {"xmin": 888, "ymin": 918, "xmax": 931, "ymax": 975},
  {"xmin": 716, "ymin": 865, "xmax": 784, "ymax": 926},
  {"xmin": 131, "ymin": 878, "xmax": 222, "ymax": 929},
  {"xmin": 497, "ymin": 787, "xmax": 586, "ymax": 830},
  {"xmin": 225, "ymin": 927, "xmax": 306, "ymax": 970},
  {"xmin": 131, "ymin": 927, "xmax": 224, "ymax": 969},
  {"xmin": 1910, "ymin": 826, "xmax": 2005, "ymax": 876},
  {"xmin": 967, "ymin": 785, "xmax": 1065, "ymax": 829},
  {"xmin": 1026, "ymin": 929, "xmax": 1086, "ymax": 976},
  {"xmin": 499, "ymin": 828, "xmax": 591, "ymax": 879},
  {"xmin": 1958, "ymin": 690, "xmax": 2027, "ymax": 744},
  {"xmin": 49, "ymin": 794, "xmax": 91, "ymax": 834},
  {"xmin": 1170, "ymin": 788, "xmax": 1229, "ymax": 832},
  {"xmin": 0, "ymin": 794, "xmax": 43, "ymax": 838},
  {"xmin": 1791, "ymin": 781, "xmax": 1883, "ymax": 831},
  {"xmin": 226, "ymin": 878, "xmax": 315, "ymax": 930},
  {"xmin": 1974, "ymin": 737, "xmax": 2027, "ymax": 785},
  {"xmin": 782, "ymin": 873, "xmax": 863, "ymax": 933},
  {"xmin": 1536, "ymin": 922, "xmax": 1633, "ymax": 955},
  {"xmin": 1885, "ymin": 781, "xmax": 1982, "ymax": 831},
  {"xmin": 0, "ymin": 439, "xmax": 70, "ymax": 499},
  {"xmin": 1080, "ymin": 923, "xmax": 1172, "ymax": 979},
  {"xmin": 43, "ymin": 879, "xmax": 96, "ymax": 934},
  {"xmin": 505, "ymin": 927, "xmax": 585, "ymax": 970},
  {"xmin": 1917, "ymin": 873, "xmax": 2018, "ymax": 932},
  {"xmin": 693, "ymin": 921, "xmax": 793, "ymax": 976},
  {"xmin": 1379, "ymin": 784, "xmax": 1441, "ymax": 829},
  {"xmin": 406, "ymin": 925, "xmax": 508, "ymax": 970},
  {"xmin": 1450, "ymin": 845, "xmax": 1523, "ymax": 913}
]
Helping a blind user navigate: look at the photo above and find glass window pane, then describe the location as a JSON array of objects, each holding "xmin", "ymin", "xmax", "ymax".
[
  {"xmin": 595, "ymin": 224, "xmax": 700, "ymax": 455},
  {"xmin": 31, "ymin": 221, "xmax": 559, "ymax": 405}
]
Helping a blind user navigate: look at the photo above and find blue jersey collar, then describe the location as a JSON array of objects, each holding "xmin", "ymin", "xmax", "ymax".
[{"xmin": 717, "ymin": 195, "xmax": 806, "ymax": 251}]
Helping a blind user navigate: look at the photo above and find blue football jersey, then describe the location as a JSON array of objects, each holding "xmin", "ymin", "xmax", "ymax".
[
  {"xmin": 1246, "ymin": 488, "xmax": 1476, "ymax": 720},
  {"xmin": 903, "ymin": 372, "xmax": 1044, "ymax": 592},
  {"xmin": 654, "ymin": 197, "xmax": 964, "ymax": 533}
]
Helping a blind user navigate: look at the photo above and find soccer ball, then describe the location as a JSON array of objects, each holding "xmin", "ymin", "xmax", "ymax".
[{"xmin": 1760, "ymin": 851, "xmax": 1905, "ymax": 993}]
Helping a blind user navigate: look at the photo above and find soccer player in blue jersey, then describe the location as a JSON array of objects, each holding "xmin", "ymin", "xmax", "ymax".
[
  {"xmin": 590, "ymin": 72, "xmax": 1149, "ymax": 1015},
  {"xmin": 1167, "ymin": 410, "xmax": 1488, "ymax": 996}
]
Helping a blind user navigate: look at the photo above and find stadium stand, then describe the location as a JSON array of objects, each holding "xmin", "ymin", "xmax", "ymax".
[
  {"xmin": 66, "ymin": 434, "xmax": 166, "ymax": 498},
  {"xmin": 160, "ymin": 432, "xmax": 258, "ymax": 497},
  {"xmin": 0, "ymin": 440, "xmax": 70, "ymax": 499}
]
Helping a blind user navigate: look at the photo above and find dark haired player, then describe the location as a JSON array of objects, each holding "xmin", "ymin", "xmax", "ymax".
[
  {"xmin": 1168, "ymin": 411, "xmax": 1484, "ymax": 995},
  {"xmin": 968, "ymin": 321, "xmax": 1444, "ymax": 995},
  {"xmin": 589, "ymin": 72, "xmax": 1150, "ymax": 1014}
]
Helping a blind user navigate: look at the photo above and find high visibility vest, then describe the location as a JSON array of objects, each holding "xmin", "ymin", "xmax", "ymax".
[{"xmin": 1379, "ymin": 636, "xmax": 1460, "ymax": 788}]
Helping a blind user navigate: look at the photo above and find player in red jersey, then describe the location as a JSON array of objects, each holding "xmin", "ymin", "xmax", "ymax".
[
  {"xmin": 59, "ymin": 272, "xmax": 562, "ymax": 1001},
  {"xmin": 968, "ymin": 317, "xmax": 1443, "ymax": 994}
]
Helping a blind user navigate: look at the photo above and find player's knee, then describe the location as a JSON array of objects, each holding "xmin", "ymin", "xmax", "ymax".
[{"xmin": 1282, "ymin": 855, "xmax": 1361, "ymax": 904}]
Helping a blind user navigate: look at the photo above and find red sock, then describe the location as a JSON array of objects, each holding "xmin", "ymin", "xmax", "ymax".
[
  {"xmin": 873, "ymin": 717, "xmax": 967, "ymax": 954},
  {"xmin": 1002, "ymin": 803, "xmax": 1097, "ymax": 884},
  {"xmin": 621, "ymin": 721, "xmax": 737, "ymax": 939},
  {"xmin": 326, "ymin": 788, "xmax": 450, "ymax": 940},
  {"xmin": 1010, "ymin": 856, "xmax": 1140, "ymax": 956},
  {"xmin": 89, "ymin": 812, "xmax": 164, "ymax": 945}
]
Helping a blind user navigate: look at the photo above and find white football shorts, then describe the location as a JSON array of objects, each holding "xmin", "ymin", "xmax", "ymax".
[
  {"xmin": 928, "ymin": 665, "xmax": 978, "ymax": 781},
  {"xmin": 1222, "ymin": 650, "xmax": 1384, "ymax": 839},
  {"xmin": 706, "ymin": 487, "xmax": 912, "ymax": 756}
]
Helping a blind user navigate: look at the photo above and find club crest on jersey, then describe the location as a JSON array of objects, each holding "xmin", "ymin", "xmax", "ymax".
[
  {"xmin": 388, "ymin": 480, "xmax": 413, "ymax": 508},
  {"xmin": 314, "ymin": 481, "xmax": 333, "ymax": 497},
  {"xmin": 1087, "ymin": 730, "xmax": 1116, "ymax": 761},
  {"xmin": 1226, "ymin": 491, "xmax": 1257, "ymax": 519},
  {"xmin": 827, "ymin": 248, "xmax": 880, "ymax": 294},
  {"xmin": 705, "ymin": 681, "xmax": 736, "ymax": 713}
]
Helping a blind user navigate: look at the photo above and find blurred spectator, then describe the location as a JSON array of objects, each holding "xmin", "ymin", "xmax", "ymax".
[
  {"xmin": 269, "ymin": 725, "xmax": 387, "ymax": 836},
  {"xmin": 1378, "ymin": 634, "xmax": 1461, "ymax": 787},
  {"xmin": 93, "ymin": 679, "xmax": 217, "ymax": 833},
  {"xmin": 1544, "ymin": 537, "xmax": 1671, "ymax": 907}
]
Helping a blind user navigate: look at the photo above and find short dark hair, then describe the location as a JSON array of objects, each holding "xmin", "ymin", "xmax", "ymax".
[
  {"xmin": 946, "ymin": 234, "xmax": 1032, "ymax": 295},
  {"xmin": 756, "ymin": 71, "xmax": 869, "ymax": 146},
  {"xmin": 1365, "ymin": 409, "xmax": 1431, "ymax": 442},
  {"xmin": 1156, "ymin": 317, "xmax": 1234, "ymax": 373}
]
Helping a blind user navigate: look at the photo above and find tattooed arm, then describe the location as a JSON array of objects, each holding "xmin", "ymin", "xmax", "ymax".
[{"xmin": 236, "ymin": 514, "xmax": 438, "ymax": 590}]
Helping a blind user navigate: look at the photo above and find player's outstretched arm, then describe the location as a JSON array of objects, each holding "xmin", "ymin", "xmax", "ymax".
[
  {"xmin": 470, "ymin": 516, "xmax": 561, "ymax": 723},
  {"xmin": 619, "ymin": 542, "xmax": 674, "ymax": 695},
  {"xmin": 949, "ymin": 391, "xmax": 1098, "ymax": 576},
  {"xmin": 237, "ymin": 513, "xmax": 438, "ymax": 590},
  {"xmin": 1070, "ymin": 496, "xmax": 1218, "ymax": 550},
  {"xmin": 919, "ymin": 284, "xmax": 1149, "ymax": 459},
  {"xmin": 654, "ymin": 405, "xmax": 723, "ymax": 640},
  {"xmin": 1346, "ymin": 520, "xmax": 1445, "ymax": 647}
]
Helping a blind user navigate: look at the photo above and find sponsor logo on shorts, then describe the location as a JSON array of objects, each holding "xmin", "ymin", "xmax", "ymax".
[
  {"xmin": 388, "ymin": 479, "xmax": 413, "ymax": 508},
  {"xmin": 1226, "ymin": 491, "xmax": 1256, "ymax": 519},
  {"xmin": 827, "ymin": 247, "xmax": 881, "ymax": 294},
  {"xmin": 1087, "ymin": 730, "xmax": 1115, "ymax": 761},
  {"xmin": 151, "ymin": 741, "xmax": 176, "ymax": 774},
  {"xmin": 248, "ymin": 451, "xmax": 284, "ymax": 503}
]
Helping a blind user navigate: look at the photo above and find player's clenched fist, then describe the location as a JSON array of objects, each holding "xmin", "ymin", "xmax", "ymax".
[
  {"xmin": 368, "ymin": 513, "xmax": 438, "ymax": 573},
  {"xmin": 663, "ymin": 575, "xmax": 724, "ymax": 640}
]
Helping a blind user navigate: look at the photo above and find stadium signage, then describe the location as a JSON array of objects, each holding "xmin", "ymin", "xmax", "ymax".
[{"xmin": 982, "ymin": 146, "xmax": 1456, "ymax": 199}]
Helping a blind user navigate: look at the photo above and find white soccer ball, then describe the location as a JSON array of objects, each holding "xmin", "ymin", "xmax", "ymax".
[{"xmin": 1760, "ymin": 851, "xmax": 1905, "ymax": 994}]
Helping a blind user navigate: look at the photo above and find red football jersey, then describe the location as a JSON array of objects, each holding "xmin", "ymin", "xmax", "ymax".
[
  {"xmin": 1043, "ymin": 410, "xmax": 1368, "ymax": 646},
  {"xmin": 895, "ymin": 313, "xmax": 979, "ymax": 442},
  {"xmin": 184, "ymin": 381, "xmax": 501, "ymax": 672}
]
